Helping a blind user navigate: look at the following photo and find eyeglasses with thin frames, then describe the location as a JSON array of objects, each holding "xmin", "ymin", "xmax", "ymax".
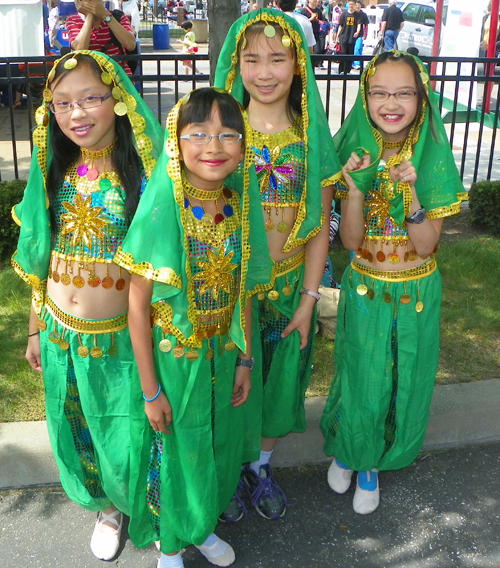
[
  {"xmin": 367, "ymin": 90, "xmax": 418, "ymax": 103},
  {"xmin": 178, "ymin": 132, "xmax": 243, "ymax": 145},
  {"xmin": 48, "ymin": 92, "xmax": 113, "ymax": 114}
]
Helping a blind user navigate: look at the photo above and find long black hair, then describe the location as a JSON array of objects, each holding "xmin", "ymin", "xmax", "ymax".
[{"xmin": 45, "ymin": 54, "xmax": 142, "ymax": 243}]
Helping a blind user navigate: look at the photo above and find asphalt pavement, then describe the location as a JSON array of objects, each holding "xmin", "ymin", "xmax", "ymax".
[{"xmin": 1, "ymin": 380, "xmax": 500, "ymax": 568}]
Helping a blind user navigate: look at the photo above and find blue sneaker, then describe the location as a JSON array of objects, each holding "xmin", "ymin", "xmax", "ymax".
[{"xmin": 242, "ymin": 464, "xmax": 287, "ymax": 520}]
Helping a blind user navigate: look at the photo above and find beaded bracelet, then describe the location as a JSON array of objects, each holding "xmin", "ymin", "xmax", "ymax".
[
  {"xmin": 28, "ymin": 331, "xmax": 40, "ymax": 337},
  {"xmin": 143, "ymin": 384, "xmax": 161, "ymax": 402}
]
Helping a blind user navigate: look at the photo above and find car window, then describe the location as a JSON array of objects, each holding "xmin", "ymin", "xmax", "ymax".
[
  {"xmin": 402, "ymin": 3, "xmax": 421, "ymax": 22},
  {"xmin": 420, "ymin": 5, "xmax": 435, "ymax": 23}
]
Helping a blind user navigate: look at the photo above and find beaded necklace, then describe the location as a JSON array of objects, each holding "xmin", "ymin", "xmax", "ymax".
[
  {"xmin": 76, "ymin": 141, "xmax": 116, "ymax": 193},
  {"xmin": 183, "ymin": 176, "xmax": 234, "ymax": 225}
]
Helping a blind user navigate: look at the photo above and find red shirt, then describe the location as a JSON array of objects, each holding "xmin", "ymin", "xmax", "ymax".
[{"xmin": 66, "ymin": 13, "xmax": 134, "ymax": 75}]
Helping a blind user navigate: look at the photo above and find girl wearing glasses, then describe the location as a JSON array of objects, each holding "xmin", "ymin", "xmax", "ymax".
[
  {"xmin": 114, "ymin": 88, "xmax": 271, "ymax": 568},
  {"xmin": 12, "ymin": 50, "xmax": 163, "ymax": 560},
  {"xmin": 320, "ymin": 51, "xmax": 466, "ymax": 515}
]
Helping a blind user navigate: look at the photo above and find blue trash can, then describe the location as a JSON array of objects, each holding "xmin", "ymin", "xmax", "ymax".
[{"xmin": 153, "ymin": 24, "xmax": 170, "ymax": 50}]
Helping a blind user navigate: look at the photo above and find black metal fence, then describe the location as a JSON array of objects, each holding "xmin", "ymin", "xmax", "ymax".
[{"xmin": 1, "ymin": 53, "xmax": 499, "ymax": 186}]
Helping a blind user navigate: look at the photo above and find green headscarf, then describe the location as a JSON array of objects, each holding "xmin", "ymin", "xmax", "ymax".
[
  {"xmin": 11, "ymin": 50, "xmax": 164, "ymax": 311},
  {"xmin": 333, "ymin": 50, "xmax": 467, "ymax": 225},
  {"xmin": 114, "ymin": 89, "xmax": 273, "ymax": 352},
  {"xmin": 214, "ymin": 9, "xmax": 342, "ymax": 251}
]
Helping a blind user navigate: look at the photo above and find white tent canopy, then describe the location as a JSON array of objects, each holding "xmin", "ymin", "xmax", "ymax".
[{"xmin": 0, "ymin": 0, "xmax": 44, "ymax": 57}]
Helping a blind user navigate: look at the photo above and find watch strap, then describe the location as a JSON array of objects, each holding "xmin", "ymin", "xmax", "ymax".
[{"xmin": 236, "ymin": 357, "xmax": 254, "ymax": 370}]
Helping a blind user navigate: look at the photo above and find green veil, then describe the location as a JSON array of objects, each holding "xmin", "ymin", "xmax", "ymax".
[
  {"xmin": 333, "ymin": 50, "xmax": 467, "ymax": 225},
  {"xmin": 213, "ymin": 8, "xmax": 342, "ymax": 251},
  {"xmin": 11, "ymin": 50, "xmax": 164, "ymax": 312},
  {"xmin": 114, "ymin": 89, "xmax": 272, "ymax": 353}
]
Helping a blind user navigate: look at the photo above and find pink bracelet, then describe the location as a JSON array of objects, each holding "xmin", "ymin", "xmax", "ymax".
[{"xmin": 299, "ymin": 288, "xmax": 321, "ymax": 302}]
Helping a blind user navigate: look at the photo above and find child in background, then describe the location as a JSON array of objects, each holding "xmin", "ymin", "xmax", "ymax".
[
  {"xmin": 12, "ymin": 50, "xmax": 162, "ymax": 560},
  {"xmin": 215, "ymin": 9, "xmax": 341, "ymax": 521},
  {"xmin": 320, "ymin": 51, "xmax": 466, "ymax": 515},
  {"xmin": 178, "ymin": 20, "xmax": 199, "ymax": 76},
  {"xmin": 115, "ymin": 88, "xmax": 272, "ymax": 568}
]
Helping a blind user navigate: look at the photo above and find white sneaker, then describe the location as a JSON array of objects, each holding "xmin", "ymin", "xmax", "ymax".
[
  {"xmin": 195, "ymin": 535, "xmax": 235, "ymax": 567},
  {"xmin": 327, "ymin": 458, "xmax": 354, "ymax": 494},
  {"xmin": 90, "ymin": 509, "xmax": 123, "ymax": 560},
  {"xmin": 353, "ymin": 470, "xmax": 379, "ymax": 515}
]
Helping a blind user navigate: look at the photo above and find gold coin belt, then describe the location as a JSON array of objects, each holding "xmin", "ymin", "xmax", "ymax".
[
  {"xmin": 39, "ymin": 298, "xmax": 127, "ymax": 358},
  {"xmin": 349, "ymin": 259, "xmax": 437, "ymax": 312}
]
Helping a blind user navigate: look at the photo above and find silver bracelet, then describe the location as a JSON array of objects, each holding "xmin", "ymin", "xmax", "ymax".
[{"xmin": 299, "ymin": 288, "xmax": 321, "ymax": 302}]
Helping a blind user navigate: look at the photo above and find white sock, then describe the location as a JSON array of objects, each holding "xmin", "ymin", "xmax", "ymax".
[
  {"xmin": 196, "ymin": 533, "xmax": 228, "ymax": 558},
  {"xmin": 250, "ymin": 450, "xmax": 273, "ymax": 475},
  {"xmin": 159, "ymin": 552, "xmax": 184, "ymax": 568}
]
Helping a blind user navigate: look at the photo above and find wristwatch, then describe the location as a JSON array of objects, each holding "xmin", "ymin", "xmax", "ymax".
[
  {"xmin": 405, "ymin": 208, "xmax": 426, "ymax": 224},
  {"xmin": 103, "ymin": 14, "xmax": 113, "ymax": 24},
  {"xmin": 236, "ymin": 357, "xmax": 255, "ymax": 371}
]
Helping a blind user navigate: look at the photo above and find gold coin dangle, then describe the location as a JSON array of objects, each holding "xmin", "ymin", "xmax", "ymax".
[
  {"xmin": 268, "ymin": 290, "xmax": 279, "ymax": 301},
  {"xmin": 186, "ymin": 349, "xmax": 199, "ymax": 361},
  {"xmin": 37, "ymin": 319, "xmax": 47, "ymax": 331},
  {"xmin": 159, "ymin": 338, "xmax": 172, "ymax": 353},
  {"xmin": 173, "ymin": 345, "xmax": 185, "ymax": 358}
]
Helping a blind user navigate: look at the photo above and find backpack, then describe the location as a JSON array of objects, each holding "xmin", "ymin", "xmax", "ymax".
[
  {"xmin": 305, "ymin": 6, "xmax": 331, "ymax": 37},
  {"xmin": 101, "ymin": 10, "xmax": 139, "ymax": 74}
]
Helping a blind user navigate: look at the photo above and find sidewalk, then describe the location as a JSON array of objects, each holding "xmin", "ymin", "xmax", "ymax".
[{"xmin": 1, "ymin": 379, "xmax": 499, "ymax": 491}]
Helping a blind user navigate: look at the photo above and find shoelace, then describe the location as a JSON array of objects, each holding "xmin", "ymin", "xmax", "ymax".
[
  {"xmin": 249, "ymin": 473, "xmax": 288, "ymax": 507},
  {"xmin": 234, "ymin": 479, "xmax": 248, "ymax": 515}
]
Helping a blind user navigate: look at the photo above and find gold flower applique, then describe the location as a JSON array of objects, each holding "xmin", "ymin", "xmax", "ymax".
[
  {"xmin": 60, "ymin": 194, "xmax": 107, "ymax": 247},
  {"xmin": 366, "ymin": 190, "xmax": 391, "ymax": 227},
  {"xmin": 194, "ymin": 246, "xmax": 237, "ymax": 300}
]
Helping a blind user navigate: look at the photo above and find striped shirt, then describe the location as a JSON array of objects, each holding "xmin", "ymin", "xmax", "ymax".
[{"xmin": 66, "ymin": 13, "xmax": 133, "ymax": 75}]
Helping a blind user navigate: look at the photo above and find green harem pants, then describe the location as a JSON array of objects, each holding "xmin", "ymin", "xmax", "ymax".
[
  {"xmin": 255, "ymin": 257, "xmax": 317, "ymax": 438},
  {"xmin": 128, "ymin": 327, "xmax": 249, "ymax": 554},
  {"xmin": 321, "ymin": 260, "xmax": 441, "ymax": 471},
  {"xmin": 39, "ymin": 299, "xmax": 133, "ymax": 514}
]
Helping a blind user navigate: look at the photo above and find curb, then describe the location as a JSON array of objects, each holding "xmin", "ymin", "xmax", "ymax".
[{"xmin": 1, "ymin": 379, "xmax": 499, "ymax": 490}]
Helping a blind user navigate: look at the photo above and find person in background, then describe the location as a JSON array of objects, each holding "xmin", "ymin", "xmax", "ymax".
[
  {"xmin": 118, "ymin": 0, "xmax": 141, "ymax": 37},
  {"xmin": 178, "ymin": 20, "xmax": 199, "ymax": 76},
  {"xmin": 275, "ymin": 0, "xmax": 316, "ymax": 53},
  {"xmin": 66, "ymin": 0, "xmax": 136, "ymax": 76},
  {"xmin": 302, "ymin": 0, "xmax": 327, "ymax": 67},
  {"xmin": 48, "ymin": 0, "xmax": 63, "ymax": 51},
  {"xmin": 379, "ymin": 0, "xmax": 404, "ymax": 51},
  {"xmin": 336, "ymin": 0, "xmax": 361, "ymax": 74},
  {"xmin": 352, "ymin": 0, "xmax": 368, "ymax": 69}
]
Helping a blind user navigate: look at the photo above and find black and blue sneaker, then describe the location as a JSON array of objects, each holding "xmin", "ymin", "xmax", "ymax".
[
  {"xmin": 242, "ymin": 463, "xmax": 287, "ymax": 520},
  {"xmin": 219, "ymin": 478, "xmax": 248, "ymax": 523}
]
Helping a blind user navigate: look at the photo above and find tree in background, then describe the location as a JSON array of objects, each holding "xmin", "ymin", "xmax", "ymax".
[{"xmin": 208, "ymin": 0, "xmax": 242, "ymax": 83}]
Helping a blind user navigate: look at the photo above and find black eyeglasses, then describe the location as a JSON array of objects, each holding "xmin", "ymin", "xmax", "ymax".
[
  {"xmin": 178, "ymin": 132, "xmax": 243, "ymax": 145},
  {"xmin": 48, "ymin": 92, "xmax": 113, "ymax": 114}
]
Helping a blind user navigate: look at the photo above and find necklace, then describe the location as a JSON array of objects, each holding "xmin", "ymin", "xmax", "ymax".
[
  {"xmin": 382, "ymin": 139, "xmax": 405, "ymax": 149},
  {"xmin": 183, "ymin": 176, "xmax": 234, "ymax": 225},
  {"xmin": 77, "ymin": 141, "xmax": 116, "ymax": 182}
]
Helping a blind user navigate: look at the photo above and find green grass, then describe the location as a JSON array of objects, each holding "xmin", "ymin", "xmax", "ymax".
[
  {"xmin": 307, "ymin": 234, "xmax": 500, "ymax": 397},
  {"xmin": 0, "ymin": 268, "xmax": 45, "ymax": 422},
  {"xmin": 1, "ymin": 233, "xmax": 499, "ymax": 421}
]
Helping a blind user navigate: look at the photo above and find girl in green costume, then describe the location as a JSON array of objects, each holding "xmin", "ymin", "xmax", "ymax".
[
  {"xmin": 214, "ymin": 9, "xmax": 341, "ymax": 521},
  {"xmin": 115, "ymin": 88, "xmax": 272, "ymax": 568},
  {"xmin": 11, "ymin": 51, "xmax": 163, "ymax": 560},
  {"xmin": 320, "ymin": 51, "xmax": 467, "ymax": 515}
]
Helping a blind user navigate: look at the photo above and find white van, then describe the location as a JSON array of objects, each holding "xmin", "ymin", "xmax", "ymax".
[{"xmin": 397, "ymin": 0, "xmax": 448, "ymax": 56}]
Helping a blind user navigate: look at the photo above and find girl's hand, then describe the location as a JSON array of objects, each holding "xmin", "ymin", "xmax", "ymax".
[
  {"xmin": 390, "ymin": 159, "xmax": 417, "ymax": 187},
  {"xmin": 26, "ymin": 335, "xmax": 42, "ymax": 372},
  {"xmin": 231, "ymin": 365, "xmax": 251, "ymax": 407},
  {"xmin": 342, "ymin": 151, "xmax": 370, "ymax": 194},
  {"xmin": 281, "ymin": 301, "xmax": 313, "ymax": 350},
  {"xmin": 145, "ymin": 392, "xmax": 172, "ymax": 434}
]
